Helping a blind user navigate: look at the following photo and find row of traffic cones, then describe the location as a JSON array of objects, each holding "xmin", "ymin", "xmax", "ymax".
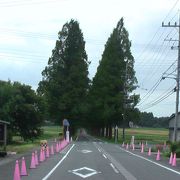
[
  {"xmin": 14, "ymin": 139, "xmax": 70, "ymax": 180},
  {"xmin": 169, "ymin": 152, "xmax": 177, "ymax": 166},
  {"xmin": 121, "ymin": 142, "xmax": 177, "ymax": 167},
  {"xmin": 14, "ymin": 158, "xmax": 27, "ymax": 180}
]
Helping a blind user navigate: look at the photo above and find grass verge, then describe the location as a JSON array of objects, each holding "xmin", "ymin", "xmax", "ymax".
[{"xmin": 6, "ymin": 126, "xmax": 62, "ymax": 154}]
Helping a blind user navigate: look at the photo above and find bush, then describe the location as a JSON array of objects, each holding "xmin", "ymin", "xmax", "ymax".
[
  {"xmin": 170, "ymin": 142, "xmax": 180, "ymax": 158},
  {"xmin": 0, "ymin": 151, "xmax": 7, "ymax": 157},
  {"xmin": 170, "ymin": 142, "xmax": 180, "ymax": 152},
  {"xmin": 176, "ymin": 148, "xmax": 180, "ymax": 157}
]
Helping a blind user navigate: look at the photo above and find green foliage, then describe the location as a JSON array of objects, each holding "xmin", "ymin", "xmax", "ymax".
[
  {"xmin": 170, "ymin": 142, "xmax": 180, "ymax": 152},
  {"xmin": 38, "ymin": 19, "xmax": 90, "ymax": 131},
  {"xmin": 138, "ymin": 112, "xmax": 169, "ymax": 128},
  {"xmin": 0, "ymin": 80, "xmax": 44, "ymax": 141},
  {"xmin": 170, "ymin": 142, "xmax": 180, "ymax": 157},
  {"xmin": 88, "ymin": 18, "xmax": 139, "ymax": 132}
]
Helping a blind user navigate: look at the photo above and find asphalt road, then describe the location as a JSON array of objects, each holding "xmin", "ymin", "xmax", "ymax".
[{"xmin": 1, "ymin": 134, "xmax": 180, "ymax": 180}]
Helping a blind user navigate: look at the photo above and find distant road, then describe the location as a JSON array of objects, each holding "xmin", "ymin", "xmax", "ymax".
[{"xmin": 20, "ymin": 133, "xmax": 180, "ymax": 180}]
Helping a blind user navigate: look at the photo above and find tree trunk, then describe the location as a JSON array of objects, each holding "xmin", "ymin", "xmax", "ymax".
[
  {"xmin": 108, "ymin": 124, "xmax": 112, "ymax": 139},
  {"xmin": 105, "ymin": 125, "xmax": 108, "ymax": 138},
  {"xmin": 101, "ymin": 126, "xmax": 105, "ymax": 137}
]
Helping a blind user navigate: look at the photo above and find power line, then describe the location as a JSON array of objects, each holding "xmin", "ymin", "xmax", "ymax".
[
  {"xmin": 0, "ymin": 0, "xmax": 67, "ymax": 8},
  {"xmin": 137, "ymin": 77, "xmax": 163, "ymax": 106},
  {"xmin": 140, "ymin": 38, "xmax": 177, "ymax": 86},
  {"xmin": 141, "ymin": 88, "xmax": 175, "ymax": 111},
  {"xmin": 135, "ymin": 0, "xmax": 180, "ymax": 60},
  {"xmin": 137, "ymin": 59, "xmax": 177, "ymax": 106}
]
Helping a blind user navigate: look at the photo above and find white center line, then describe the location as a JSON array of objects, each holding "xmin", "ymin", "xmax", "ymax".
[
  {"xmin": 110, "ymin": 163, "xmax": 119, "ymax": 173},
  {"xmin": 103, "ymin": 154, "xmax": 107, "ymax": 159},
  {"xmin": 42, "ymin": 144, "xmax": 75, "ymax": 180},
  {"xmin": 94, "ymin": 142, "xmax": 137, "ymax": 180}
]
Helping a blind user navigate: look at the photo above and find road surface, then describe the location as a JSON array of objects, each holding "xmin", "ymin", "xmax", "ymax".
[{"xmin": 18, "ymin": 133, "xmax": 180, "ymax": 180}]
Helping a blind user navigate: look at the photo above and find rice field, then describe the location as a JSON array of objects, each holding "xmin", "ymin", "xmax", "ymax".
[{"xmin": 118, "ymin": 128, "xmax": 169, "ymax": 144}]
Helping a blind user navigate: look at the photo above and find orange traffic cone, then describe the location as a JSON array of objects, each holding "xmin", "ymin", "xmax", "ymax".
[
  {"xmin": 30, "ymin": 153, "xmax": 36, "ymax": 169},
  {"xmin": 122, "ymin": 142, "xmax": 124, "ymax": 147},
  {"xmin": 51, "ymin": 145, "xmax": 54, "ymax": 155},
  {"xmin": 43, "ymin": 149, "xmax": 46, "ymax": 161},
  {"xmin": 132, "ymin": 144, "xmax": 135, "ymax": 151},
  {"xmin": 148, "ymin": 148, "xmax": 151, "ymax": 156},
  {"xmin": 14, "ymin": 160, "xmax": 21, "ymax": 180},
  {"xmin": 56, "ymin": 143, "xmax": 59, "ymax": 153},
  {"xmin": 126, "ymin": 143, "xmax": 129, "ymax": 150},
  {"xmin": 39, "ymin": 149, "xmax": 43, "ymax": 162},
  {"xmin": 156, "ymin": 150, "xmax": 160, "ymax": 161},
  {"xmin": 172, "ymin": 153, "xmax": 176, "ymax": 166},
  {"xmin": 146, "ymin": 141, "xmax": 148, "ymax": 146},
  {"xmin": 46, "ymin": 146, "xmax": 50, "ymax": 158},
  {"xmin": 35, "ymin": 151, "xmax": 39, "ymax": 166},
  {"xmin": 141, "ymin": 143, "xmax": 144, "ymax": 153},
  {"xmin": 20, "ymin": 157, "xmax": 27, "ymax": 176},
  {"xmin": 169, "ymin": 152, "xmax": 173, "ymax": 164}
]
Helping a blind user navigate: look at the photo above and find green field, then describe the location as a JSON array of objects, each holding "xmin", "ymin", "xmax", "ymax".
[
  {"xmin": 5, "ymin": 127, "xmax": 169, "ymax": 153},
  {"xmin": 6, "ymin": 126, "xmax": 62, "ymax": 153},
  {"xmin": 118, "ymin": 128, "xmax": 168, "ymax": 144}
]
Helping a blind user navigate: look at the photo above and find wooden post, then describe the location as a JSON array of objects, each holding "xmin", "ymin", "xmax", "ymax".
[{"xmin": 4, "ymin": 124, "xmax": 7, "ymax": 151}]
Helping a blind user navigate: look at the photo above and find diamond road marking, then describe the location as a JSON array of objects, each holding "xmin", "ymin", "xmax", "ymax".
[{"xmin": 68, "ymin": 167, "xmax": 101, "ymax": 178}]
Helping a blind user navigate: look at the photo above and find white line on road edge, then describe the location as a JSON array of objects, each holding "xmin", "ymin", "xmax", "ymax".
[
  {"xmin": 103, "ymin": 154, "xmax": 107, "ymax": 159},
  {"xmin": 42, "ymin": 144, "xmax": 75, "ymax": 180},
  {"xmin": 94, "ymin": 143, "xmax": 137, "ymax": 180},
  {"xmin": 110, "ymin": 163, "xmax": 119, "ymax": 173},
  {"xmin": 118, "ymin": 146, "xmax": 180, "ymax": 176}
]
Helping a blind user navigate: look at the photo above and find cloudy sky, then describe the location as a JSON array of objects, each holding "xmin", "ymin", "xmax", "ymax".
[{"xmin": 0, "ymin": 0, "xmax": 179, "ymax": 117}]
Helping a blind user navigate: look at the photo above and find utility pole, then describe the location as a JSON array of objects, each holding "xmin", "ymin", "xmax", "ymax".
[{"xmin": 162, "ymin": 16, "xmax": 180, "ymax": 142}]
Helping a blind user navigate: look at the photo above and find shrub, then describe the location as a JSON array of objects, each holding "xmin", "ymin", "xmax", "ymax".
[
  {"xmin": 170, "ymin": 142, "xmax": 180, "ymax": 158},
  {"xmin": 170, "ymin": 142, "xmax": 180, "ymax": 152}
]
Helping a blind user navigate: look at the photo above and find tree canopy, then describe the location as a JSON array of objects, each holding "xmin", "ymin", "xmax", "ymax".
[
  {"xmin": 0, "ymin": 81, "xmax": 44, "ymax": 141},
  {"xmin": 87, "ymin": 18, "xmax": 139, "ymax": 137},
  {"xmin": 38, "ymin": 19, "xmax": 90, "ymax": 132}
]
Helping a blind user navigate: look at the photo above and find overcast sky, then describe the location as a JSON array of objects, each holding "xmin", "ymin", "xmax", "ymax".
[{"xmin": 0, "ymin": 0, "xmax": 179, "ymax": 117}]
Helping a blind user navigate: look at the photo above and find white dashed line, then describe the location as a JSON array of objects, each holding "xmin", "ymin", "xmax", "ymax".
[
  {"xmin": 103, "ymin": 154, "xmax": 107, "ymax": 159},
  {"xmin": 94, "ymin": 142, "xmax": 137, "ymax": 180},
  {"xmin": 110, "ymin": 163, "xmax": 119, "ymax": 173}
]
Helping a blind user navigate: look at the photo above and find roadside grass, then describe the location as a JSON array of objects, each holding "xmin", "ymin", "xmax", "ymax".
[
  {"xmin": 6, "ymin": 127, "xmax": 169, "ymax": 153},
  {"xmin": 6, "ymin": 126, "xmax": 62, "ymax": 154}
]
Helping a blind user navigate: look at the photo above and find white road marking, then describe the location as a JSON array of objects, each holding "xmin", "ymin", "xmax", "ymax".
[
  {"xmin": 82, "ymin": 150, "xmax": 92, "ymax": 153},
  {"xmin": 103, "ymin": 154, "xmax": 107, "ymax": 159},
  {"xmin": 110, "ymin": 163, "xmax": 119, "ymax": 173},
  {"xmin": 42, "ymin": 144, "xmax": 75, "ymax": 180},
  {"xmin": 118, "ymin": 146, "xmax": 180, "ymax": 176},
  {"xmin": 94, "ymin": 143, "xmax": 137, "ymax": 180},
  {"xmin": 98, "ymin": 148, "xmax": 101, "ymax": 152},
  {"xmin": 77, "ymin": 149, "xmax": 92, "ymax": 154},
  {"xmin": 68, "ymin": 167, "xmax": 101, "ymax": 178}
]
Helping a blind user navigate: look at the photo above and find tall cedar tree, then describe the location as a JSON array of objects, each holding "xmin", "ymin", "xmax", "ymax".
[
  {"xmin": 89, "ymin": 18, "xmax": 138, "ymax": 137},
  {"xmin": 38, "ymin": 20, "xmax": 89, "ymax": 131}
]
